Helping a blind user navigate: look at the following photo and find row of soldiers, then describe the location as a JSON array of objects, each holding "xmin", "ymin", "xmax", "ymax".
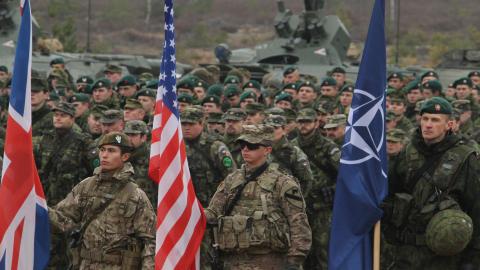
[{"xmin": 1, "ymin": 58, "xmax": 480, "ymax": 269}]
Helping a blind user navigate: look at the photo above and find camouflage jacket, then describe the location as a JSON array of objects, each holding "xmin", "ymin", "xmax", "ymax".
[
  {"xmin": 35, "ymin": 128, "xmax": 91, "ymax": 205},
  {"xmin": 387, "ymin": 132, "xmax": 480, "ymax": 266},
  {"xmin": 185, "ymin": 132, "xmax": 237, "ymax": 206},
  {"xmin": 75, "ymin": 110, "xmax": 90, "ymax": 133},
  {"xmin": 270, "ymin": 136, "xmax": 314, "ymax": 198},
  {"xmin": 129, "ymin": 143, "xmax": 157, "ymax": 207},
  {"xmin": 92, "ymin": 95, "xmax": 120, "ymax": 110},
  {"xmin": 86, "ymin": 135, "xmax": 103, "ymax": 174},
  {"xmin": 32, "ymin": 103, "xmax": 54, "ymax": 144},
  {"xmin": 49, "ymin": 163, "xmax": 156, "ymax": 270},
  {"xmin": 396, "ymin": 115, "xmax": 415, "ymax": 134},
  {"xmin": 206, "ymin": 163, "xmax": 312, "ymax": 263},
  {"xmin": 223, "ymin": 133, "xmax": 244, "ymax": 167}
]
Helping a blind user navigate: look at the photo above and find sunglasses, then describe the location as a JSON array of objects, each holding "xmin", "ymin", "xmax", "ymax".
[{"xmin": 239, "ymin": 141, "xmax": 264, "ymax": 150}]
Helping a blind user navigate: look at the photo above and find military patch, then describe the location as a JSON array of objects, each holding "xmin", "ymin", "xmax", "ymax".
[
  {"xmin": 93, "ymin": 159, "xmax": 100, "ymax": 168},
  {"xmin": 435, "ymin": 104, "xmax": 441, "ymax": 112},
  {"xmin": 223, "ymin": 157, "xmax": 233, "ymax": 168},
  {"xmin": 284, "ymin": 188, "xmax": 304, "ymax": 209},
  {"xmin": 115, "ymin": 135, "xmax": 122, "ymax": 143}
]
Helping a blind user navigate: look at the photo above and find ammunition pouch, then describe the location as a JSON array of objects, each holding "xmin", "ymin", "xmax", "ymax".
[
  {"xmin": 391, "ymin": 193, "xmax": 414, "ymax": 228},
  {"xmin": 216, "ymin": 212, "xmax": 289, "ymax": 253}
]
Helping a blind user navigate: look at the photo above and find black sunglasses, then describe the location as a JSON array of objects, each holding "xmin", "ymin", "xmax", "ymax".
[{"xmin": 238, "ymin": 141, "xmax": 264, "ymax": 150}]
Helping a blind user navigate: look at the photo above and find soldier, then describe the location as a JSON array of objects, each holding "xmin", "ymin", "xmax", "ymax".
[
  {"xmin": 239, "ymin": 90, "xmax": 257, "ymax": 109},
  {"xmin": 421, "ymin": 80, "xmax": 442, "ymax": 100},
  {"xmin": 386, "ymin": 129, "xmax": 408, "ymax": 157},
  {"xmin": 223, "ymin": 108, "xmax": 247, "ymax": 167},
  {"xmin": 282, "ymin": 65, "xmax": 301, "ymax": 84},
  {"xmin": 91, "ymin": 78, "xmax": 120, "ymax": 110},
  {"xmin": 291, "ymin": 108, "xmax": 341, "ymax": 270},
  {"xmin": 264, "ymin": 114, "xmax": 314, "ymax": 198},
  {"xmin": 224, "ymin": 85, "xmax": 241, "ymax": 108},
  {"xmin": 70, "ymin": 93, "xmax": 91, "ymax": 132},
  {"xmin": 245, "ymin": 103, "xmax": 266, "ymax": 125},
  {"xmin": 297, "ymin": 81, "xmax": 317, "ymax": 109},
  {"xmin": 330, "ymin": 66, "xmax": 346, "ymax": 88},
  {"xmin": 206, "ymin": 112, "xmax": 225, "ymax": 135},
  {"xmin": 243, "ymin": 80, "xmax": 263, "ymax": 103},
  {"xmin": 338, "ymin": 84, "xmax": 354, "ymax": 115},
  {"xmin": 324, "ymin": 114, "xmax": 347, "ymax": 146},
  {"xmin": 384, "ymin": 97, "xmax": 480, "ymax": 269},
  {"xmin": 205, "ymin": 124, "xmax": 312, "ymax": 270},
  {"xmin": 202, "ymin": 95, "xmax": 222, "ymax": 114},
  {"xmin": 451, "ymin": 100, "xmax": 474, "ymax": 138},
  {"xmin": 282, "ymin": 82, "xmax": 300, "ymax": 102},
  {"xmin": 420, "ymin": 70, "xmax": 439, "ymax": 84},
  {"xmin": 389, "ymin": 92, "xmax": 415, "ymax": 134},
  {"xmin": 103, "ymin": 64, "xmax": 123, "ymax": 84},
  {"xmin": 181, "ymin": 107, "xmax": 236, "ymax": 206},
  {"xmin": 117, "ymin": 75, "xmax": 139, "ymax": 107},
  {"xmin": 136, "ymin": 88, "xmax": 156, "ymax": 122},
  {"xmin": 124, "ymin": 99, "xmax": 146, "ymax": 122},
  {"xmin": 49, "ymin": 132, "xmax": 156, "ymax": 269},
  {"xmin": 31, "ymin": 76, "xmax": 54, "ymax": 142},
  {"xmin": 468, "ymin": 71, "xmax": 480, "ymax": 86},
  {"xmin": 177, "ymin": 93, "xmax": 193, "ymax": 113},
  {"xmin": 388, "ymin": 72, "xmax": 405, "ymax": 91},
  {"xmin": 124, "ymin": 120, "xmax": 157, "ymax": 207},
  {"xmin": 404, "ymin": 80, "xmax": 422, "ymax": 121},
  {"xmin": 76, "ymin": 75, "xmax": 94, "ymax": 93},
  {"xmin": 274, "ymin": 92, "xmax": 294, "ymax": 110},
  {"xmin": 317, "ymin": 77, "xmax": 338, "ymax": 108},
  {"xmin": 85, "ymin": 105, "xmax": 107, "ymax": 139},
  {"xmin": 193, "ymin": 80, "xmax": 209, "ymax": 101},
  {"xmin": 0, "ymin": 65, "xmax": 9, "ymax": 82},
  {"xmin": 454, "ymin": 77, "xmax": 480, "ymax": 121}
]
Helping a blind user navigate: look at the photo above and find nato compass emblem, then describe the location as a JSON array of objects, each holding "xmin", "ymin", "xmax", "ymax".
[{"xmin": 341, "ymin": 89, "xmax": 386, "ymax": 175}]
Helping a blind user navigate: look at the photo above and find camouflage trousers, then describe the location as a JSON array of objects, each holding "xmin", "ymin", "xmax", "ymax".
[
  {"xmin": 222, "ymin": 252, "xmax": 289, "ymax": 270},
  {"xmin": 304, "ymin": 207, "xmax": 331, "ymax": 270}
]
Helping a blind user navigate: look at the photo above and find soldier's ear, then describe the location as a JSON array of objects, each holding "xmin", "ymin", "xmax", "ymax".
[{"xmin": 121, "ymin": 152, "xmax": 131, "ymax": 162}]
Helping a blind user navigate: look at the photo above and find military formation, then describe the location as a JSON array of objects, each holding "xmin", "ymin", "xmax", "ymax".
[{"xmin": 1, "ymin": 58, "xmax": 480, "ymax": 269}]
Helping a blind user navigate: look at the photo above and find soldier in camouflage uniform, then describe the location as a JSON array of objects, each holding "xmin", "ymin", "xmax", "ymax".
[
  {"xmin": 384, "ymin": 97, "xmax": 480, "ymax": 269},
  {"xmin": 264, "ymin": 114, "xmax": 314, "ymax": 199},
  {"xmin": 70, "ymin": 93, "xmax": 91, "ymax": 132},
  {"xmin": 49, "ymin": 132, "xmax": 155, "ymax": 270},
  {"xmin": 205, "ymin": 124, "xmax": 312, "ymax": 270},
  {"xmin": 454, "ymin": 77, "xmax": 480, "ymax": 121},
  {"xmin": 223, "ymin": 108, "xmax": 247, "ymax": 167},
  {"xmin": 451, "ymin": 99, "xmax": 475, "ymax": 138},
  {"xmin": 91, "ymin": 78, "xmax": 120, "ymax": 110},
  {"xmin": 389, "ymin": 91, "xmax": 415, "ymax": 134},
  {"xmin": 180, "ymin": 107, "xmax": 236, "ymax": 207},
  {"xmin": 31, "ymin": 76, "xmax": 54, "ymax": 143},
  {"xmin": 124, "ymin": 120, "xmax": 157, "ymax": 207},
  {"xmin": 291, "ymin": 108, "xmax": 341, "ymax": 270},
  {"xmin": 324, "ymin": 114, "xmax": 347, "ymax": 147}
]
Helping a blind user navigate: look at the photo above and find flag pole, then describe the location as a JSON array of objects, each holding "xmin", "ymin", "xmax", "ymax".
[{"xmin": 373, "ymin": 221, "xmax": 381, "ymax": 270}]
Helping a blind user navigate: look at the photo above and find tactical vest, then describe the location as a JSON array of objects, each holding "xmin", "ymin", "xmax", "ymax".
[{"xmin": 216, "ymin": 168, "xmax": 290, "ymax": 254}]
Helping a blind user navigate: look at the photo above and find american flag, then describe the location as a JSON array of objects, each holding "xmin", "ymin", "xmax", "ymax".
[
  {"xmin": 0, "ymin": 0, "xmax": 50, "ymax": 269},
  {"xmin": 149, "ymin": 0, "xmax": 206, "ymax": 269}
]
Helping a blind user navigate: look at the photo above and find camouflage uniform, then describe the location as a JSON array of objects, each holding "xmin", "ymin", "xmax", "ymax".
[
  {"xmin": 222, "ymin": 108, "xmax": 248, "ymax": 167},
  {"xmin": 291, "ymin": 108, "xmax": 341, "ymax": 270},
  {"xmin": 48, "ymin": 134, "xmax": 156, "ymax": 270},
  {"xmin": 384, "ymin": 98, "xmax": 480, "ymax": 269},
  {"xmin": 205, "ymin": 125, "xmax": 312, "ymax": 270},
  {"xmin": 32, "ymin": 102, "xmax": 54, "ymax": 142}
]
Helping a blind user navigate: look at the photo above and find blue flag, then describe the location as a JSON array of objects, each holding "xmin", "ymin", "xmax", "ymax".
[{"xmin": 328, "ymin": 0, "xmax": 387, "ymax": 269}]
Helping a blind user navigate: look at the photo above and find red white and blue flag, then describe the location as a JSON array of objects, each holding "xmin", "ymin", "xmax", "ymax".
[
  {"xmin": 149, "ymin": 0, "xmax": 206, "ymax": 269},
  {"xmin": 0, "ymin": 0, "xmax": 50, "ymax": 269}
]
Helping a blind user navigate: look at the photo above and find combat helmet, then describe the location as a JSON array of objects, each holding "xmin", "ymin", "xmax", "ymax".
[{"xmin": 425, "ymin": 209, "xmax": 473, "ymax": 256}]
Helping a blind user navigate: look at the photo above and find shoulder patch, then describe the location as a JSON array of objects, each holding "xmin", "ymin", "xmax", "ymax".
[
  {"xmin": 284, "ymin": 187, "xmax": 304, "ymax": 209},
  {"xmin": 223, "ymin": 156, "xmax": 233, "ymax": 168}
]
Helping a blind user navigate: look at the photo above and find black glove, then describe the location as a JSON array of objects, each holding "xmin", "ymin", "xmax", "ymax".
[{"xmin": 321, "ymin": 185, "xmax": 335, "ymax": 204}]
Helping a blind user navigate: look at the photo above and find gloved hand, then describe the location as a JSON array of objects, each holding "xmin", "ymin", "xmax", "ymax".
[{"xmin": 321, "ymin": 185, "xmax": 335, "ymax": 204}]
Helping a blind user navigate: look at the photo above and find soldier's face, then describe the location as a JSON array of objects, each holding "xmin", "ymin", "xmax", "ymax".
[
  {"xmin": 388, "ymin": 78, "xmax": 404, "ymax": 90},
  {"xmin": 0, "ymin": 71, "xmax": 8, "ymax": 81},
  {"xmin": 193, "ymin": 87, "xmax": 206, "ymax": 100},
  {"xmin": 227, "ymin": 95, "xmax": 240, "ymax": 107},
  {"xmin": 99, "ymin": 145, "xmax": 130, "ymax": 172},
  {"xmin": 391, "ymin": 101, "xmax": 406, "ymax": 116},
  {"xmin": 422, "ymin": 89, "xmax": 433, "ymax": 99},
  {"xmin": 31, "ymin": 90, "xmax": 49, "ymax": 107},
  {"xmin": 275, "ymin": 100, "xmax": 292, "ymax": 110},
  {"xmin": 298, "ymin": 120, "xmax": 316, "ymax": 135},
  {"xmin": 471, "ymin": 76, "xmax": 480, "ymax": 86},
  {"xmin": 326, "ymin": 125, "xmax": 345, "ymax": 140},
  {"xmin": 240, "ymin": 143, "xmax": 272, "ymax": 167},
  {"xmin": 72, "ymin": 102, "xmax": 90, "ymax": 118},
  {"xmin": 245, "ymin": 112, "xmax": 265, "ymax": 125},
  {"xmin": 239, "ymin": 99, "xmax": 255, "ymax": 109},
  {"xmin": 104, "ymin": 72, "xmax": 122, "ymax": 83},
  {"xmin": 138, "ymin": 96, "xmax": 155, "ymax": 113},
  {"xmin": 178, "ymin": 102, "xmax": 190, "ymax": 113},
  {"xmin": 272, "ymin": 126, "xmax": 285, "ymax": 141},
  {"xmin": 386, "ymin": 140, "xmax": 404, "ymax": 155},
  {"xmin": 207, "ymin": 123, "xmax": 225, "ymax": 134},
  {"xmin": 321, "ymin": 86, "xmax": 337, "ymax": 97},
  {"xmin": 118, "ymin": 85, "xmax": 137, "ymax": 98},
  {"xmin": 124, "ymin": 108, "xmax": 145, "ymax": 122},
  {"xmin": 53, "ymin": 111, "xmax": 74, "ymax": 129},
  {"xmin": 225, "ymin": 119, "xmax": 243, "ymax": 135},
  {"xmin": 298, "ymin": 87, "xmax": 317, "ymax": 104},
  {"xmin": 406, "ymin": 89, "xmax": 422, "ymax": 104},
  {"xmin": 456, "ymin": 85, "xmax": 471, "ymax": 100},
  {"xmin": 127, "ymin": 134, "xmax": 147, "ymax": 148},
  {"xmin": 445, "ymin": 87, "xmax": 456, "ymax": 98},
  {"xmin": 87, "ymin": 115, "xmax": 102, "ymax": 135},
  {"xmin": 283, "ymin": 71, "xmax": 300, "ymax": 84},
  {"xmin": 420, "ymin": 113, "xmax": 452, "ymax": 144},
  {"xmin": 202, "ymin": 103, "xmax": 220, "ymax": 114},
  {"xmin": 339, "ymin": 92, "xmax": 353, "ymax": 107},
  {"xmin": 92, "ymin": 87, "xmax": 113, "ymax": 103},
  {"xmin": 332, "ymin": 73, "xmax": 345, "ymax": 86},
  {"xmin": 181, "ymin": 122, "xmax": 203, "ymax": 140},
  {"xmin": 101, "ymin": 120, "xmax": 125, "ymax": 134}
]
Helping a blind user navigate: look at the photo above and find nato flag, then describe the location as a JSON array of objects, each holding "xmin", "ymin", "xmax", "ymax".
[{"xmin": 328, "ymin": 0, "xmax": 388, "ymax": 269}]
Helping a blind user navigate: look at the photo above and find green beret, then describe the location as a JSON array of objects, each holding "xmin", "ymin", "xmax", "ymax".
[
  {"xmin": 201, "ymin": 95, "xmax": 220, "ymax": 105},
  {"xmin": 223, "ymin": 75, "xmax": 241, "ymax": 85},
  {"xmin": 104, "ymin": 64, "xmax": 122, "ymax": 74},
  {"xmin": 468, "ymin": 71, "xmax": 480, "ymax": 78},
  {"xmin": 92, "ymin": 78, "xmax": 112, "ymax": 90},
  {"xmin": 282, "ymin": 82, "xmax": 299, "ymax": 91},
  {"xmin": 236, "ymin": 124, "xmax": 274, "ymax": 146},
  {"xmin": 48, "ymin": 91, "xmax": 60, "ymax": 101},
  {"xmin": 296, "ymin": 108, "xmax": 317, "ymax": 121},
  {"xmin": 388, "ymin": 72, "xmax": 404, "ymax": 80},
  {"xmin": 206, "ymin": 84, "xmax": 223, "ymax": 97},
  {"xmin": 420, "ymin": 97, "xmax": 452, "ymax": 115},
  {"xmin": 298, "ymin": 80, "xmax": 316, "ymax": 90},
  {"xmin": 136, "ymin": 88, "xmax": 156, "ymax": 98},
  {"xmin": 117, "ymin": 75, "xmax": 137, "ymax": 87},
  {"xmin": 240, "ymin": 90, "xmax": 257, "ymax": 102},
  {"xmin": 453, "ymin": 77, "xmax": 473, "ymax": 88},
  {"xmin": 340, "ymin": 84, "xmax": 354, "ymax": 93},
  {"xmin": 420, "ymin": 70, "xmax": 439, "ymax": 80},
  {"xmin": 274, "ymin": 92, "xmax": 293, "ymax": 103},
  {"xmin": 69, "ymin": 93, "xmax": 90, "ymax": 103},
  {"xmin": 451, "ymin": 99, "xmax": 471, "ymax": 112},
  {"xmin": 31, "ymin": 78, "xmax": 48, "ymax": 92},
  {"xmin": 386, "ymin": 129, "xmax": 407, "ymax": 142},
  {"xmin": 0, "ymin": 66, "xmax": 8, "ymax": 73},
  {"xmin": 98, "ymin": 132, "xmax": 132, "ymax": 149},
  {"xmin": 324, "ymin": 114, "xmax": 347, "ymax": 129},
  {"xmin": 76, "ymin": 75, "xmax": 93, "ymax": 84},
  {"xmin": 245, "ymin": 103, "xmax": 265, "ymax": 114},
  {"xmin": 83, "ymin": 84, "xmax": 93, "ymax": 95},
  {"xmin": 223, "ymin": 108, "xmax": 246, "ymax": 121},
  {"xmin": 145, "ymin": 80, "xmax": 158, "ymax": 89},
  {"xmin": 52, "ymin": 101, "xmax": 75, "ymax": 117},
  {"xmin": 124, "ymin": 120, "xmax": 148, "ymax": 134},
  {"xmin": 403, "ymin": 80, "xmax": 421, "ymax": 93},
  {"xmin": 195, "ymin": 80, "xmax": 209, "ymax": 89},
  {"xmin": 283, "ymin": 66, "xmax": 297, "ymax": 76},
  {"xmin": 264, "ymin": 114, "xmax": 286, "ymax": 127},
  {"xmin": 124, "ymin": 99, "xmax": 143, "ymax": 110},
  {"xmin": 180, "ymin": 107, "xmax": 204, "ymax": 123},
  {"xmin": 177, "ymin": 77, "xmax": 195, "ymax": 90},
  {"xmin": 49, "ymin": 57, "xmax": 65, "ymax": 66},
  {"xmin": 330, "ymin": 66, "xmax": 346, "ymax": 74},
  {"xmin": 177, "ymin": 93, "xmax": 193, "ymax": 104},
  {"xmin": 422, "ymin": 80, "xmax": 442, "ymax": 93},
  {"xmin": 100, "ymin": 109, "xmax": 123, "ymax": 124},
  {"xmin": 207, "ymin": 112, "xmax": 224, "ymax": 124},
  {"xmin": 320, "ymin": 77, "xmax": 337, "ymax": 87},
  {"xmin": 242, "ymin": 80, "xmax": 261, "ymax": 90},
  {"xmin": 224, "ymin": 85, "xmax": 241, "ymax": 98}
]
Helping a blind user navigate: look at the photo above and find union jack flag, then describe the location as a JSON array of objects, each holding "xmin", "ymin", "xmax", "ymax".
[
  {"xmin": 148, "ymin": 0, "xmax": 206, "ymax": 269},
  {"xmin": 0, "ymin": 0, "xmax": 50, "ymax": 269}
]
